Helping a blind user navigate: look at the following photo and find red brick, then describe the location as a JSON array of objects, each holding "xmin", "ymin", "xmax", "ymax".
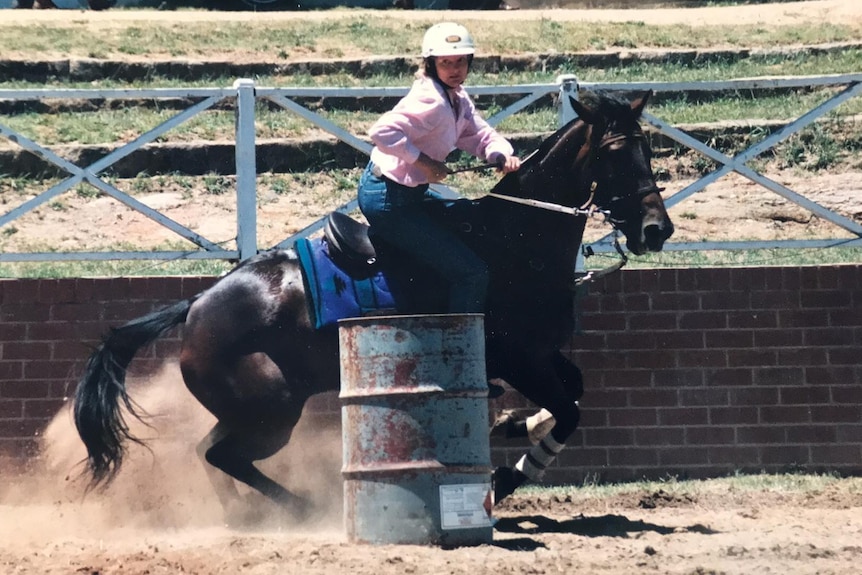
[
  {"xmin": 706, "ymin": 368, "xmax": 754, "ymax": 387},
  {"xmin": 753, "ymin": 367, "xmax": 805, "ymax": 386},
  {"xmin": 576, "ymin": 350, "xmax": 629, "ymax": 371},
  {"xmin": 786, "ymin": 425, "xmax": 837, "ymax": 443},
  {"xmin": 776, "ymin": 348, "xmax": 828, "ymax": 367},
  {"xmin": 658, "ymin": 446, "xmax": 709, "ymax": 465},
  {"xmin": 806, "ymin": 367, "xmax": 859, "ymax": 385},
  {"xmin": 809, "ymin": 405, "xmax": 862, "ymax": 423},
  {"xmin": 657, "ymin": 407, "xmax": 708, "ymax": 425},
  {"xmin": 1, "ymin": 342, "xmax": 53, "ymax": 361},
  {"xmin": 629, "ymin": 388, "xmax": 679, "ymax": 408},
  {"xmin": 0, "ymin": 322, "xmax": 26, "ymax": 341},
  {"xmin": 686, "ymin": 425, "xmax": 735, "ymax": 445},
  {"xmin": 27, "ymin": 322, "xmax": 80, "ymax": 342},
  {"xmin": 0, "ymin": 380, "xmax": 52, "ymax": 399},
  {"xmin": 556, "ymin": 446, "xmax": 608, "ymax": 467},
  {"xmin": 830, "ymin": 348, "xmax": 862, "ymax": 365},
  {"xmin": 708, "ymin": 445, "xmax": 759, "ymax": 465},
  {"xmin": 634, "ymin": 427, "xmax": 685, "ymax": 446},
  {"xmin": 628, "ymin": 312, "xmax": 677, "ymax": 331},
  {"xmin": 727, "ymin": 349, "xmax": 778, "ymax": 367},
  {"xmin": 655, "ymin": 332, "xmax": 704, "ymax": 350},
  {"xmin": 0, "ymin": 361, "xmax": 23, "ymax": 380},
  {"xmin": 578, "ymin": 407, "xmax": 607, "ymax": 428},
  {"xmin": 655, "ymin": 369, "xmax": 705, "ymax": 387},
  {"xmin": 737, "ymin": 425, "xmax": 787, "ymax": 444},
  {"xmin": 750, "ymin": 290, "xmax": 800, "ymax": 311},
  {"xmin": 753, "ymin": 329, "xmax": 803, "ymax": 348},
  {"xmin": 0, "ymin": 304, "xmax": 51, "ymax": 323},
  {"xmin": 728, "ymin": 310, "xmax": 778, "ymax": 329},
  {"xmin": 805, "ymin": 327, "xmax": 856, "ymax": 347},
  {"xmin": 23, "ymin": 398, "xmax": 67, "ymax": 419},
  {"xmin": 705, "ymin": 330, "xmax": 754, "ymax": 349},
  {"xmin": 607, "ymin": 447, "xmax": 657, "ymax": 466},
  {"xmin": 651, "ymin": 292, "xmax": 699, "ymax": 312},
  {"xmin": 801, "ymin": 290, "xmax": 851, "ymax": 309},
  {"xmin": 607, "ymin": 408, "xmax": 657, "ymax": 427},
  {"xmin": 597, "ymin": 369, "xmax": 652, "ymax": 388},
  {"xmin": 730, "ymin": 386, "xmax": 779, "ymax": 406},
  {"xmin": 580, "ymin": 314, "xmax": 626, "ymax": 331},
  {"xmin": 677, "ymin": 349, "xmax": 727, "ymax": 368},
  {"xmin": 779, "ymin": 386, "xmax": 830, "ymax": 405},
  {"xmin": 836, "ymin": 424, "xmax": 862, "ymax": 443},
  {"xmin": 0, "ymin": 418, "xmax": 42, "ymax": 438},
  {"xmin": 0, "ymin": 399, "xmax": 23, "ymax": 418},
  {"xmin": 778, "ymin": 309, "xmax": 830, "ymax": 328},
  {"xmin": 678, "ymin": 388, "xmax": 729, "ymax": 407},
  {"xmin": 51, "ymin": 302, "xmax": 106, "ymax": 322},
  {"xmin": 829, "ymin": 308, "xmax": 862, "ymax": 327},
  {"xmin": 583, "ymin": 427, "xmax": 634, "ymax": 447},
  {"xmin": 701, "ymin": 291, "xmax": 750, "ymax": 311},
  {"xmin": 23, "ymin": 361, "xmax": 79, "ymax": 380},
  {"xmin": 38, "ymin": 279, "xmax": 77, "ymax": 304},
  {"xmin": 810, "ymin": 444, "xmax": 862, "ymax": 465},
  {"xmin": 679, "ymin": 311, "xmax": 727, "ymax": 330},
  {"xmin": 585, "ymin": 389, "xmax": 628, "ymax": 408},
  {"xmin": 710, "ymin": 406, "xmax": 758, "ymax": 425},
  {"xmin": 760, "ymin": 405, "xmax": 812, "ymax": 424},
  {"xmin": 626, "ymin": 350, "xmax": 676, "ymax": 369},
  {"xmin": 760, "ymin": 445, "xmax": 810, "ymax": 465},
  {"xmin": 830, "ymin": 385, "xmax": 862, "ymax": 403}
]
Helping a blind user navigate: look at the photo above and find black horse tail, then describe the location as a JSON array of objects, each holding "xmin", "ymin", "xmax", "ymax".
[{"xmin": 73, "ymin": 296, "xmax": 198, "ymax": 489}]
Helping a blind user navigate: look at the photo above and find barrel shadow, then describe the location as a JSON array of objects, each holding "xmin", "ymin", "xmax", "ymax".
[{"xmin": 494, "ymin": 513, "xmax": 718, "ymax": 539}]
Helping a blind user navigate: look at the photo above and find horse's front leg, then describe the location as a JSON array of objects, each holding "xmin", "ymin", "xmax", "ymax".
[{"xmin": 492, "ymin": 350, "xmax": 584, "ymax": 504}]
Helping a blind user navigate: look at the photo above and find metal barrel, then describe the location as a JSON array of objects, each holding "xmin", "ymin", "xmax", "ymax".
[{"xmin": 339, "ymin": 314, "xmax": 493, "ymax": 546}]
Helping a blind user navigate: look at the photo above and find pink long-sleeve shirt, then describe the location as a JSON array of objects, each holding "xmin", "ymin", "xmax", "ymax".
[{"xmin": 369, "ymin": 76, "xmax": 514, "ymax": 187}]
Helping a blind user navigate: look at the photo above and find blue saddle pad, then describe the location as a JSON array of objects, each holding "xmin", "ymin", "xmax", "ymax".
[{"xmin": 295, "ymin": 237, "xmax": 396, "ymax": 329}]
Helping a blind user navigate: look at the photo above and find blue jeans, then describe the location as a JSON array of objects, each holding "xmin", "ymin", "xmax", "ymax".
[{"xmin": 357, "ymin": 162, "xmax": 488, "ymax": 313}]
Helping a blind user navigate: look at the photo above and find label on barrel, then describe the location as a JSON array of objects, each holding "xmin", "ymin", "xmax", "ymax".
[{"xmin": 439, "ymin": 484, "xmax": 493, "ymax": 529}]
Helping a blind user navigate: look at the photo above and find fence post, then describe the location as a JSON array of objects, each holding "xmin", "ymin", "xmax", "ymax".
[
  {"xmin": 557, "ymin": 74, "xmax": 579, "ymax": 126},
  {"xmin": 234, "ymin": 78, "xmax": 258, "ymax": 260}
]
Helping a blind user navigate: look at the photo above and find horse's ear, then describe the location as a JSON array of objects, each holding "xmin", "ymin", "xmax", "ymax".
[
  {"xmin": 569, "ymin": 96, "xmax": 599, "ymax": 125},
  {"xmin": 630, "ymin": 90, "xmax": 652, "ymax": 117}
]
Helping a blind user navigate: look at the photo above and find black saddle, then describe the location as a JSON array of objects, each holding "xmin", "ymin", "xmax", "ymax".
[{"xmin": 323, "ymin": 211, "xmax": 379, "ymax": 279}]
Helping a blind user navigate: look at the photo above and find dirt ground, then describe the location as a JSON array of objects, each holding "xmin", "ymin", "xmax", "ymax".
[
  {"xmin": 1, "ymin": 366, "xmax": 862, "ymax": 575},
  {"xmin": 2, "ymin": 2, "xmax": 862, "ymax": 574}
]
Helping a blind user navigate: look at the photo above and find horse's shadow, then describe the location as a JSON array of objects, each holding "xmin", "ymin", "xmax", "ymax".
[{"xmin": 492, "ymin": 513, "xmax": 717, "ymax": 550}]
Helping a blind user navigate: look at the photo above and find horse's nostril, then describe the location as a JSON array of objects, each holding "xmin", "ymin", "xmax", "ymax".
[{"xmin": 643, "ymin": 224, "xmax": 668, "ymax": 251}]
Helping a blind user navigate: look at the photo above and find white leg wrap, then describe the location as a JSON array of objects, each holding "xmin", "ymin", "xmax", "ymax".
[
  {"xmin": 514, "ymin": 434, "xmax": 567, "ymax": 482},
  {"xmin": 526, "ymin": 408, "xmax": 556, "ymax": 445}
]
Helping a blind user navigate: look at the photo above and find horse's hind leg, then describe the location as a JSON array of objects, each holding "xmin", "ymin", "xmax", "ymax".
[
  {"xmin": 197, "ymin": 411, "xmax": 308, "ymax": 524},
  {"xmin": 195, "ymin": 422, "xmax": 242, "ymax": 515}
]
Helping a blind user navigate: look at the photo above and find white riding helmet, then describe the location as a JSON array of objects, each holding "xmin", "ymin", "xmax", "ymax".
[{"xmin": 421, "ymin": 22, "xmax": 476, "ymax": 58}]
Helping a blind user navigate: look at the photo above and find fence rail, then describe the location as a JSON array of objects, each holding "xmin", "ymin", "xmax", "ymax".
[{"xmin": 1, "ymin": 73, "xmax": 860, "ymax": 264}]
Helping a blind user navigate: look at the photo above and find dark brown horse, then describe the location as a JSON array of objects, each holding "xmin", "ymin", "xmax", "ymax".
[{"xmin": 73, "ymin": 91, "xmax": 674, "ymax": 522}]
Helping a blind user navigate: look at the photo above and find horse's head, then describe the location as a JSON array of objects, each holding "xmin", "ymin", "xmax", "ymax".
[{"xmin": 570, "ymin": 91, "xmax": 674, "ymax": 255}]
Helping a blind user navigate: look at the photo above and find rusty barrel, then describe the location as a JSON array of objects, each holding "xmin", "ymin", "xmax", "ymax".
[{"xmin": 339, "ymin": 314, "xmax": 493, "ymax": 546}]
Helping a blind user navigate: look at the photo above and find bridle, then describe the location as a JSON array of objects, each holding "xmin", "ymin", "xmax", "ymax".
[{"xmin": 474, "ymin": 129, "xmax": 663, "ymax": 285}]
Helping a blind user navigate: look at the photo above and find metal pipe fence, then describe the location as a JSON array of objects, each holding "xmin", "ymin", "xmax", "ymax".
[{"xmin": 1, "ymin": 72, "xmax": 860, "ymax": 263}]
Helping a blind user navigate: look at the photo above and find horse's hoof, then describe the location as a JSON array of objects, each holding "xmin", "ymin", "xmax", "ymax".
[{"xmin": 492, "ymin": 466, "xmax": 524, "ymax": 505}]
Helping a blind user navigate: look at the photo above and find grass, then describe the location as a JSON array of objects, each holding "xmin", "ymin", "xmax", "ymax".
[
  {"xmin": 2, "ymin": 16, "xmax": 860, "ymax": 61},
  {"xmin": 517, "ymin": 471, "xmax": 862, "ymax": 499}
]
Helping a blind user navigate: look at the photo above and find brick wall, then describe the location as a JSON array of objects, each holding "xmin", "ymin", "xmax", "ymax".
[{"xmin": 1, "ymin": 265, "xmax": 860, "ymax": 483}]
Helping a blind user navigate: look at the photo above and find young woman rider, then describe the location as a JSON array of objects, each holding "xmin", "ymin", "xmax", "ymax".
[{"xmin": 357, "ymin": 22, "xmax": 521, "ymax": 314}]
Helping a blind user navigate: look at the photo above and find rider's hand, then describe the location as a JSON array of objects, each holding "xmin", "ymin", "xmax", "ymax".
[
  {"xmin": 415, "ymin": 153, "xmax": 449, "ymax": 183},
  {"xmin": 488, "ymin": 152, "xmax": 521, "ymax": 174}
]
